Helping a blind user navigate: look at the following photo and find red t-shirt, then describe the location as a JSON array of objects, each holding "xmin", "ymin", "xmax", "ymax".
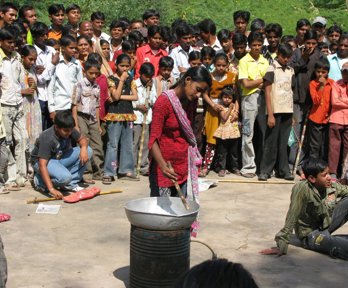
[{"xmin": 148, "ymin": 94, "xmax": 196, "ymax": 187}]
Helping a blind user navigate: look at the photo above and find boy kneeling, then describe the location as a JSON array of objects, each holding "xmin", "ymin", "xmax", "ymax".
[
  {"xmin": 31, "ymin": 110, "xmax": 92, "ymax": 199},
  {"xmin": 262, "ymin": 158, "xmax": 348, "ymax": 260}
]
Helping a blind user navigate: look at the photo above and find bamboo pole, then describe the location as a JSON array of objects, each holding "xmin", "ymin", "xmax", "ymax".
[{"xmin": 214, "ymin": 179, "xmax": 295, "ymax": 184}]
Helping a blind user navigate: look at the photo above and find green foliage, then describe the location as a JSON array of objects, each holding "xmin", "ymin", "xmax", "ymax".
[{"xmin": 14, "ymin": 0, "xmax": 348, "ymax": 33}]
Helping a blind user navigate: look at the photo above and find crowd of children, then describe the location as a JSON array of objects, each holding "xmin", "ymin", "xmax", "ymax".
[{"xmin": 0, "ymin": 2, "xmax": 348, "ymax": 195}]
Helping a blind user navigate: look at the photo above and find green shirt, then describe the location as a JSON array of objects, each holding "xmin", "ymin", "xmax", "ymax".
[{"xmin": 275, "ymin": 180, "xmax": 348, "ymax": 254}]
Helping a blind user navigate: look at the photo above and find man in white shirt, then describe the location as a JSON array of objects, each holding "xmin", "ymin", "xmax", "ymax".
[
  {"xmin": 91, "ymin": 11, "xmax": 110, "ymax": 43},
  {"xmin": 31, "ymin": 22, "xmax": 59, "ymax": 130},
  {"xmin": 169, "ymin": 22, "xmax": 194, "ymax": 81},
  {"xmin": 197, "ymin": 18, "xmax": 222, "ymax": 52}
]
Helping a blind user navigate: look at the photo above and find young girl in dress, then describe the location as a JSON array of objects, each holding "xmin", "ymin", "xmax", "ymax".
[
  {"xmin": 200, "ymin": 53, "xmax": 237, "ymax": 177},
  {"xmin": 102, "ymin": 54, "xmax": 138, "ymax": 184},
  {"xmin": 214, "ymin": 87, "xmax": 241, "ymax": 177}
]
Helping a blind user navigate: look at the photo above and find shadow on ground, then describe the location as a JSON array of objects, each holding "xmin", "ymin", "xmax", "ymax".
[{"xmin": 114, "ymin": 266, "xmax": 129, "ymax": 288}]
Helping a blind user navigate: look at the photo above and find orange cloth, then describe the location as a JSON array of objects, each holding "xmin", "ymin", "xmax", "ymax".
[
  {"xmin": 48, "ymin": 29, "xmax": 62, "ymax": 41},
  {"xmin": 309, "ymin": 78, "xmax": 334, "ymax": 124},
  {"xmin": 204, "ymin": 72, "xmax": 237, "ymax": 144}
]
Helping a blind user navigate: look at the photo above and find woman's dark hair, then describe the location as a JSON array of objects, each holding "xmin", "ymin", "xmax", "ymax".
[
  {"xmin": 302, "ymin": 158, "xmax": 328, "ymax": 178},
  {"xmin": 159, "ymin": 56, "xmax": 174, "ymax": 69},
  {"xmin": 201, "ymin": 46, "xmax": 216, "ymax": 60},
  {"xmin": 20, "ymin": 45, "xmax": 37, "ymax": 57},
  {"xmin": 250, "ymin": 18, "xmax": 266, "ymax": 33},
  {"xmin": 172, "ymin": 66, "xmax": 212, "ymax": 89},
  {"xmin": 327, "ymin": 24, "xmax": 342, "ymax": 36},
  {"xmin": 188, "ymin": 51, "xmax": 201, "ymax": 62},
  {"xmin": 84, "ymin": 59, "xmax": 101, "ymax": 71},
  {"xmin": 100, "ymin": 39, "xmax": 110, "ymax": 47},
  {"xmin": 60, "ymin": 35, "xmax": 76, "ymax": 47},
  {"xmin": 77, "ymin": 35, "xmax": 93, "ymax": 47},
  {"xmin": 214, "ymin": 53, "xmax": 228, "ymax": 64},
  {"xmin": 217, "ymin": 29, "xmax": 231, "ymax": 43},
  {"xmin": 31, "ymin": 22, "xmax": 49, "ymax": 38},
  {"xmin": 303, "ymin": 30, "xmax": 318, "ymax": 42},
  {"xmin": 314, "ymin": 57, "xmax": 330, "ymax": 72},
  {"xmin": 247, "ymin": 31, "xmax": 263, "ymax": 45},
  {"xmin": 139, "ymin": 62, "xmax": 155, "ymax": 77},
  {"xmin": 122, "ymin": 40, "xmax": 136, "ymax": 51},
  {"xmin": 265, "ymin": 23, "xmax": 283, "ymax": 38},
  {"xmin": 116, "ymin": 53, "xmax": 131, "ymax": 65},
  {"xmin": 54, "ymin": 110, "xmax": 75, "ymax": 128},
  {"xmin": 233, "ymin": 10, "xmax": 250, "ymax": 22},
  {"xmin": 87, "ymin": 52, "xmax": 102, "ymax": 64},
  {"xmin": 296, "ymin": 18, "xmax": 311, "ymax": 30},
  {"xmin": 46, "ymin": 38, "xmax": 59, "ymax": 47},
  {"xmin": 278, "ymin": 44, "xmax": 293, "ymax": 57},
  {"xmin": 148, "ymin": 25, "xmax": 163, "ymax": 38},
  {"xmin": 232, "ymin": 33, "xmax": 248, "ymax": 46},
  {"xmin": 48, "ymin": 4, "xmax": 65, "ymax": 15},
  {"xmin": 175, "ymin": 259, "xmax": 259, "ymax": 288}
]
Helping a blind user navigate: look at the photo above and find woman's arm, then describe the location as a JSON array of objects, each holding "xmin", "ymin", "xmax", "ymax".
[{"xmin": 120, "ymin": 80, "xmax": 138, "ymax": 101}]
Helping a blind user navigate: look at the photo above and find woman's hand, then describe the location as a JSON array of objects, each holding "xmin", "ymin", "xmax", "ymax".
[
  {"xmin": 49, "ymin": 188, "xmax": 63, "ymax": 199},
  {"xmin": 267, "ymin": 114, "xmax": 276, "ymax": 128},
  {"xmin": 213, "ymin": 104, "xmax": 223, "ymax": 112},
  {"xmin": 120, "ymin": 71, "xmax": 129, "ymax": 82},
  {"xmin": 160, "ymin": 162, "xmax": 178, "ymax": 181}
]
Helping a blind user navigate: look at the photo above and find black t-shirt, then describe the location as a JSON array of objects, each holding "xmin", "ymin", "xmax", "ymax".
[{"xmin": 31, "ymin": 126, "xmax": 81, "ymax": 164}]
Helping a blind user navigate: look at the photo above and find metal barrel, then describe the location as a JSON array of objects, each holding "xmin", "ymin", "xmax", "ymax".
[{"xmin": 130, "ymin": 225, "xmax": 190, "ymax": 288}]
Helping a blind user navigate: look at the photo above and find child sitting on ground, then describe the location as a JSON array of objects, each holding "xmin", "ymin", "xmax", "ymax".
[
  {"xmin": 214, "ymin": 86, "xmax": 241, "ymax": 177},
  {"xmin": 72, "ymin": 59, "xmax": 104, "ymax": 182},
  {"xmin": 31, "ymin": 110, "xmax": 92, "ymax": 199}
]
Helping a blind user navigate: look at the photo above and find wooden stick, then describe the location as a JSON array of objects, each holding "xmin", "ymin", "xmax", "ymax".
[
  {"xmin": 214, "ymin": 179, "xmax": 295, "ymax": 184},
  {"xmin": 26, "ymin": 189, "xmax": 123, "ymax": 204},
  {"xmin": 167, "ymin": 162, "xmax": 190, "ymax": 210}
]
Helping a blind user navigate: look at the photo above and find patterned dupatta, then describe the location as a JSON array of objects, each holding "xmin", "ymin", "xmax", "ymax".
[{"xmin": 163, "ymin": 89, "xmax": 202, "ymax": 202}]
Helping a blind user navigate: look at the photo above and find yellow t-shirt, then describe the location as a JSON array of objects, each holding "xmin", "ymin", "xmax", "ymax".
[{"xmin": 238, "ymin": 53, "xmax": 269, "ymax": 96}]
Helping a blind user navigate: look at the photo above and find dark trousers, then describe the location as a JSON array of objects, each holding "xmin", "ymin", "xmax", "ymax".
[
  {"xmin": 304, "ymin": 197, "xmax": 348, "ymax": 260},
  {"xmin": 254, "ymin": 93, "xmax": 267, "ymax": 175},
  {"xmin": 260, "ymin": 113, "xmax": 292, "ymax": 176},
  {"xmin": 307, "ymin": 120, "xmax": 329, "ymax": 161},
  {"xmin": 39, "ymin": 100, "xmax": 53, "ymax": 131},
  {"xmin": 216, "ymin": 138, "xmax": 239, "ymax": 171},
  {"xmin": 328, "ymin": 123, "xmax": 348, "ymax": 176},
  {"xmin": 194, "ymin": 113, "xmax": 204, "ymax": 155}
]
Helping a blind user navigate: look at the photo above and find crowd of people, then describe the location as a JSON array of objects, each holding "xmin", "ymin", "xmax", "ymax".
[{"xmin": 0, "ymin": 3, "xmax": 347, "ymax": 194}]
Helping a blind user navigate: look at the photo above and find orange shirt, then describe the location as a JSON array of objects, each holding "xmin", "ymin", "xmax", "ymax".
[
  {"xmin": 309, "ymin": 78, "xmax": 334, "ymax": 124},
  {"xmin": 48, "ymin": 29, "xmax": 62, "ymax": 41}
]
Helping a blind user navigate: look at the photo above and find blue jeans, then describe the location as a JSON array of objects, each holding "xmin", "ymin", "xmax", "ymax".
[
  {"xmin": 33, "ymin": 146, "xmax": 93, "ymax": 190},
  {"xmin": 104, "ymin": 121, "xmax": 134, "ymax": 176}
]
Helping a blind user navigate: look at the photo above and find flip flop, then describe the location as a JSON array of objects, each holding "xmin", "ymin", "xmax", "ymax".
[
  {"xmin": 63, "ymin": 186, "xmax": 101, "ymax": 203},
  {"xmin": 0, "ymin": 213, "xmax": 11, "ymax": 222}
]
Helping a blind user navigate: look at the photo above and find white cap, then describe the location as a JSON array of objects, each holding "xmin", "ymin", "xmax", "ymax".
[{"xmin": 313, "ymin": 16, "xmax": 327, "ymax": 27}]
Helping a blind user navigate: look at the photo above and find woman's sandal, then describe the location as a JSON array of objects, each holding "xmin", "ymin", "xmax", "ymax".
[{"xmin": 102, "ymin": 176, "xmax": 112, "ymax": 185}]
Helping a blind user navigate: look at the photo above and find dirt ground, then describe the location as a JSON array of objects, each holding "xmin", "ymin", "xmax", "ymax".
[{"xmin": 1, "ymin": 173, "xmax": 348, "ymax": 288}]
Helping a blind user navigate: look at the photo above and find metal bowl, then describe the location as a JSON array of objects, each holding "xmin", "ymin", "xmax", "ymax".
[{"xmin": 125, "ymin": 197, "xmax": 200, "ymax": 231}]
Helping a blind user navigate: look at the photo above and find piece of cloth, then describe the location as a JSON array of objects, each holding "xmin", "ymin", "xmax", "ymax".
[
  {"xmin": 30, "ymin": 126, "xmax": 81, "ymax": 165},
  {"xmin": 0, "ymin": 49, "xmax": 24, "ymax": 106},
  {"xmin": 96, "ymin": 74, "xmax": 109, "ymax": 121},
  {"xmin": 154, "ymin": 75, "xmax": 174, "ymax": 97},
  {"xmin": 33, "ymin": 146, "xmax": 92, "ymax": 190},
  {"xmin": 63, "ymin": 186, "xmax": 101, "ymax": 203},
  {"xmin": 133, "ymin": 124, "xmax": 149, "ymax": 173},
  {"xmin": 135, "ymin": 44, "xmax": 168, "ymax": 79},
  {"xmin": 104, "ymin": 121, "xmax": 135, "ymax": 176},
  {"xmin": 203, "ymin": 38, "xmax": 222, "ymax": 51},
  {"xmin": 328, "ymin": 123, "xmax": 348, "ymax": 176},
  {"xmin": 39, "ymin": 100, "xmax": 53, "ymax": 131},
  {"xmin": 216, "ymin": 138, "xmax": 239, "ymax": 171},
  {"xmin": 0, "ymin": 214, "xmax": 10, "ymax": 223},
  {"xmin": 34, "ymin": 45, "xmax": 57, "ymax": 102},
  {"xmin": 0, "ymin": 138, "xmax": 9, "ymax": 186},
  {"xmin": 275, "ymin": 180, "xmax": 348, "ymax": 254},
  {"xmin": 204, "ymin": 72, "xmax": 237, "ymax": 145},
  {"xmin": 260, "ymin": 113, "xmax": 292, "ymax": 176},
  {"xmin": 169, "ymin": 45, "xmax": 194, "ymax": 80},
  {"xmin": 238, "ymin": 53, "xmax": 269, "ymax": 96},
  {"xmin": 77, "ymin": 114, "xmax": 104, "ymax": 178},
  {"xmin": 133, "ymin": 78, "xmax": 157, "ymax": 125},
  {"xmin": 201, "ymin": 143, "xmax": 215, "ymax": 171},
  {"xmin": 329, "ymin": 79, "xmax": 348, "ymax": 125},
  {"xmin": 309, "ymin": 78, "xmax": 334, "ymax": 124},
  {"xmin": 48, "ymin": 27, "xmax": 62, "ymax": 40},
  {"xmin": 47, "ymin": 56, "xmax": 83, "ymax": 113},
  {"xmin": 307, "ymin": 119, "xmax": 329, "ymax": 160},
  {"xmin": 213, "ymin": 105, "xmax": 240, "ymax": 140},
  {"xmin": 328, "ymin": 53, "xmax": 348, "ymax": 81},
  {"xmin": 72, "ymin": 77, "xmax": 100, "ymax": 122},
  {"xmin": 0, "ymin": 235, "xmax": 7, "ymax": 288}
]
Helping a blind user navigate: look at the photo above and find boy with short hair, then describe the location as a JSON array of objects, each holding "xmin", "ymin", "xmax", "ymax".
[
  {"xmin": 66, "ymin": 4, "xmax": 81, "ymax": 34},
  {"xmin": 307, "ymin": 58, "xmax": 334, "ymax": 161},
  {"xmin": 233, "ymin": 10, "xmax": 250, "ymax": 36},
  {"xmin": 0, "ymin": 2, "xmax": 18, "ymax": 29},
  {"xmin": 154, "ymin": 56, "xmax": 174, "ymax": 96},
  {"xmin": 0, "ymin": 27, "xmax": 28, "ymax": 187},
  {"xmin": 109, "ymin": 20, "xmax": 127, "ymax": 61},
  {"xmin": 262, "ymin": 158, "xmax": 348, "ymax": 260},
  {"xmin": 133, "ymin": 62, "xmax": 157, "ymax": 176},
  {"xmin": 259, "ymin": 44, "xmax": 295, "ymax": 181},
  {"xmin": 31, "ymin": 110, "xmax": 92, "ymax": 199},
  {"xmin": 48, "ymin": 4, "xmax": 65, "ymax": 40},
  {"xmin": 142, "ymin": 9, "xmax": 160, "ymax": 27},
  {"xmin": 72, "ymin": 59, "xmax": 104, "ymax": 181},
  {"xmin": 238, "ymin": 31, "xmax": 269, "ymax": 178},
  {"xmin": 91, "ymin": 11, "xmax": 110, "ymax": 43}
]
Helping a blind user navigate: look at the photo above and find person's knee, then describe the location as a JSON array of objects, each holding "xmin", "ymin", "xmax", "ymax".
[{"xmin": 55, "ymin": 173, "xmax": 72, "ymax": 186}]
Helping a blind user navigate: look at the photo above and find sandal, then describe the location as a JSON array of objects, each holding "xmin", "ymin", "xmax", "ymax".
[
  {"xmin": 83, "ymin": 179, "xmax": 96, "ymax": 184},
  {"xmin": 102, "ymin": 176, "xmax": 113, "ymax": 185},
  {"xmin": 218, "ymin": 170, "xmax": 226, "ymax": 177}
]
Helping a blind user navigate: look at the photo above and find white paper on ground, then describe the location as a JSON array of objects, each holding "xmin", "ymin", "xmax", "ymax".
[
  {"xmin": 36, "ymin": 203, "xmax": 61, "ymax": 214},
  {"xmin": 198, "ymin": 178, "xmax": 218, "ymax": 192}
]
